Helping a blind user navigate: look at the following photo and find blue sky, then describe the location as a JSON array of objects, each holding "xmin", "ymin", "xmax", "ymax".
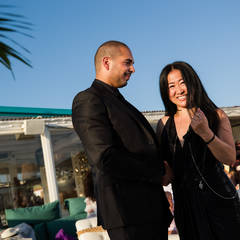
[{"xmin": 1, "ymin": 0, "xmax": 240, "ymax": 111}]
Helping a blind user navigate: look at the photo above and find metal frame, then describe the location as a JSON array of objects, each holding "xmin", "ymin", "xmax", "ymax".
[{"xmin": 0, "ymin": 107, "xmax": 239, "ymax": 203}]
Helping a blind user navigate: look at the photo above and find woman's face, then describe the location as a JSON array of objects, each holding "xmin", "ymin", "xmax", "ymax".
[{"xmin": 167, "ymin": 69, "xmax": 188, "ymax": 110}]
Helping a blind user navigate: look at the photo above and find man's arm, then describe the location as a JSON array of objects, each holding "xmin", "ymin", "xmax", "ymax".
[{"xmin": 72, "ymin": 92, "xmax": 162, "ymax": 183}]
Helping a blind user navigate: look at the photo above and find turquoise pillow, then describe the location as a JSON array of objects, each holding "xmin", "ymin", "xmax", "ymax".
[
  {"xmin": 34, "ymin": 222, "xmax": 49, "ymax": 240},
  {"xmin": 64, "ymin": 197, "xmax": 86, "ymax": 216},
  {"xmin": 5, "ymin": 201, "xmax": 60, "ymax": 227},
  {"xmin": 46, "ymin": 213, "xmax": 87, "ymax": 240}
]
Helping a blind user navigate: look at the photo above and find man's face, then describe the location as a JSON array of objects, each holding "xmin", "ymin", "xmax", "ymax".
[{"xmin": 108, "ymin": 47, "xmax": 135, "ymax": 88}]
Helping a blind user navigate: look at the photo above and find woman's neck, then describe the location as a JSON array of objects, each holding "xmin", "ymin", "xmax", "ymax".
[{"xmin": 175, "ymin": 107, "xmax": 196, "ymax": 119}]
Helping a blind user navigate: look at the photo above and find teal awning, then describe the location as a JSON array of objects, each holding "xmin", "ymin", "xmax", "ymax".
[{"xmin": 0, "ymin": 106, "xmax": 72, "ymax": 117}]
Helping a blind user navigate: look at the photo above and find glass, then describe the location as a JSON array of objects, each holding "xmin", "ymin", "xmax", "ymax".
[
  {"xmin": 50, "ymin": 128, "xmax": 90, "ymax": 215},
  {"xmin": 0, "ymin": 134, "xmax": 47, "ymax": 225}
]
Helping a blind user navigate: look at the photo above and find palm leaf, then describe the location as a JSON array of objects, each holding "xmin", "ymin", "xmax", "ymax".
[
  {"xmin": 0, "ymin": 5, "xmax": 32, "ymax": 79},
  {"xmin": 0, "ymin": 34, "xmax": 31, "ymax": 53}
]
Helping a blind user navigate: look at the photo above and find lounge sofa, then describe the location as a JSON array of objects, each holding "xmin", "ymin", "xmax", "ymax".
[
  {"xmin": 75, "ymin": 217, "xmax": 110, "ymax": 240},
  {"xmin": 5, "ymin": 197, "xmax": 87, "ymax": 240}
]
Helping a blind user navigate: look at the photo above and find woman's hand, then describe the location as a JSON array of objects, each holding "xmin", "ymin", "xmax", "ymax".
[
  {"xmin": 190, "ymin": 108, "xmax": 213, "ymax": 142},
  {"xmin": 189, "ymin": 108, "xmax": 236, "ymax": 165}
]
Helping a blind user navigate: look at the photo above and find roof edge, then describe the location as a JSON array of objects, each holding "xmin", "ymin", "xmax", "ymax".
[{"xmin": 0, "ymin": 106, "xmax": 72, "ymax": 117}]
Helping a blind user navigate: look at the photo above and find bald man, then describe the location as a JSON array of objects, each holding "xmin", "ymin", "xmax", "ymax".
[{"xmin": 72, "ymin": 40, "xmax": 172, "ymax": 240}]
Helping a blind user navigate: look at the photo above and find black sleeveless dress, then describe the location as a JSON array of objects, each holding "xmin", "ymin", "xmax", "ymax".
[{"xmin": 156, "ymin": 117, "xmax": 240, "ymax": 240}]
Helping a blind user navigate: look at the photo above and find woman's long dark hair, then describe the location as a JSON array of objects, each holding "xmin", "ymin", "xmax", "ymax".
[{"xmin": 159, "ymin": 61, "xmax": 219, "ymax": 133}]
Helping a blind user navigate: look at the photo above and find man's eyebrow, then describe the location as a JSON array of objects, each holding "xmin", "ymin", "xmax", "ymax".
[{"xmin": 125, "ymin": 58, "xmax": 134, "ymax": 64}]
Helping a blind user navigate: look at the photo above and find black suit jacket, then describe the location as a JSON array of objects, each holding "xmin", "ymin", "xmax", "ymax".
[{"xmin": 72, "ymin": 79, "xmax": 172, "ymax": 229}]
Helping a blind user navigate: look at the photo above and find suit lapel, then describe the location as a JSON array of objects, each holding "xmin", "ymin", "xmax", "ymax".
[
  {"xmin": 121, "ymin": 99, "xmax": 158, "ymax": 145},
  {"xmin": 91, "ymin": 80, "xmax": 158, "ymax": 146}
]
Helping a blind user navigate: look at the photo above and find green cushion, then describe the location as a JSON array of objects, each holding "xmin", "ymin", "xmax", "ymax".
[
  {"xmin": 64, "ymin": 197, "xmax": 86, "ymax": 216},
  {"xmin": 46, "ymin": 213, "xmax": 87, "ymax": 239},
  {"xmin": 5, "ymin": 201, "xmax": 60, "ymax": 227},
  {"xmin": 34, "ymin": 222, "xmax": 49, "ymax": 240}
]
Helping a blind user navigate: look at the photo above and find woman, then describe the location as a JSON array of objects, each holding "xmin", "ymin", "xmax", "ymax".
[{"xmin": 156, "ymin": 61, "xmax": 240, "ymax": 240}]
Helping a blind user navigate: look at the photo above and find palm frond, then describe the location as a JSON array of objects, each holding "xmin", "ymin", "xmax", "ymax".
[
  {"xmin": 0, "ymin": 5, "xmax": 32, "ymax": 79},
  {"xmin": 0, "ymin": 34, "xmax": 31, "ymax": 53}
]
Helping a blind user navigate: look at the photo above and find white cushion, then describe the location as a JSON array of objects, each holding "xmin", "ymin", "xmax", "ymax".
[
  {"xmin": 169, "ymin": 234, "xmax": 180, "ymax": 240},
  {"xmin": 75, "ymin": 217, "xmax": 110, "ymax": 240},
  {"xmin": 79, "ymin": 232, "xmax": 104, "ymax": 240},
  {"xmin": 75, "ymin": 217, "xmax": 98, "ymax": 231}
]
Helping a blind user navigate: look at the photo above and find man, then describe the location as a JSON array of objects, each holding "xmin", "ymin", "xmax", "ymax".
[{"xmin": 72, "ymin": 40, "xmax": 172, "ymax": 240}]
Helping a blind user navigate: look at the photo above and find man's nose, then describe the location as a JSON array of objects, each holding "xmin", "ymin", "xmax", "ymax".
[{"xmin": 130, "ymin": 65, "xmax": 135, "ymax": 73}]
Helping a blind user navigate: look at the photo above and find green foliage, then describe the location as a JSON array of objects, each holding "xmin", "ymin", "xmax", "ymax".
[{"xmin": 0, "ymin": 5, "xmax": 32, "ymax": 79}]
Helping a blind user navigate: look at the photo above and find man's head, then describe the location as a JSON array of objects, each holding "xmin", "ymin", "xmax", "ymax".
[{"xmin": 94, "ymin": 40, "xmax": 135, "ymax": 88}]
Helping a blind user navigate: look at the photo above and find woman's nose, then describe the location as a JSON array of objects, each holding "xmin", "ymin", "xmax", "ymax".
[{"xmin": 176, "ymin": 85, "xmax": 184, "ymax": 94}]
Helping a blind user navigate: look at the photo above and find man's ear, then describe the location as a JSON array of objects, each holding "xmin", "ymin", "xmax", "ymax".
[{"xmin": 102, "ymin": 56, "xmax": 111, "ymax": 71}]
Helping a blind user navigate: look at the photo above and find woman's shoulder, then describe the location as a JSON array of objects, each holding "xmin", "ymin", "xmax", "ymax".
[
  {"xmin": 156, "ymin": 116, "xmax": 170, "ymax": 136},
  {"xmin": 216, "ymin": 108, "xmax": 228, "ymax": 120},
  {"xmin": 161, "ymin": 115, "xmax": 170, "ymax": 125},
  {"xmin": 215, "ymin": 108, "xmax": 232, "ymax": 132}
]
